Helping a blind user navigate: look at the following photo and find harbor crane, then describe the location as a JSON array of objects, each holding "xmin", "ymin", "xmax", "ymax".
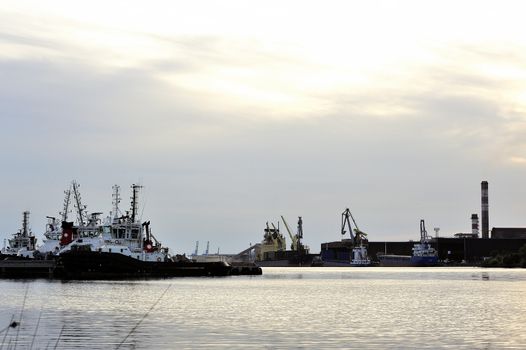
[
  {"xmin": 281, "ymin": 216, "xmax": 297, "ymax": 250},
  {"xmin": 281, "ymin": 215, "xmax": 306, "ymax": 252},
  {"xmin": 341, "ymin": 208, "xmax": 367, "ymax": 246}
]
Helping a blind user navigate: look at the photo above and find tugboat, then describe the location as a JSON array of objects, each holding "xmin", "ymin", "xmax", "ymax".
[
  {"xmin": 1, "ymin": 182, "xmax": 262, "ymax": 278},
  {"xmin": 55, "ymin": 184, "xmax": 239, "ymax": 278},
  {"xmin": 377, "ymin": 219, "xmax": 439, "ymax": 267},
  {"xmin": 1, "ymin": 211, "xmax": 37, "ymax": 259}
]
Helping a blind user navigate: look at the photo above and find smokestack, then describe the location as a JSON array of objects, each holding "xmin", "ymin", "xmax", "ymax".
[
  {"xmin": 471, "ymin": 213, "xmax": 479, "ymax": 237},
  {"xmin": 481, "ymin": 181, "xmax": 489, "ymax": 239}
]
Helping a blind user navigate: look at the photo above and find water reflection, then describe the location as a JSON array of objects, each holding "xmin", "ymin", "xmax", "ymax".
[{"xmin": 1, "ymin": 267, "xmax": 525, "ymax": 349}]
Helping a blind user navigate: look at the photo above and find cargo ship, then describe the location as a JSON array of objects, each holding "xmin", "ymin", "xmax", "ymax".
[
  {"xmin": 377, "ymin": 220, "xmax": 439, "ymax": 267},
  {"xmin": 252, "ymin": 216, "xmax": 321, "ymax": 267}
]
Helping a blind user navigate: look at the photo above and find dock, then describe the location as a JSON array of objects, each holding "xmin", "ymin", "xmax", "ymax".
[
  {"xmin": 0, "ymin": 258, "xmax": 260, "ymax": 279},
  {"xmin": 0, "ymin": 259, "xmax": 59, "ymax": 278}
]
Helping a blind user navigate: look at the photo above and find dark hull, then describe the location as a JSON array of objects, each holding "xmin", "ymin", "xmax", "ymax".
[
  {"xmin": 256, "ymin": 253, "xmax": 320, "ymax": 267},
  {"xmin": 0, "ymin": 258, "xmax": 56, "ymax": 278},
  {"xmin": 56, "ymin": 251, "xmax": 233, "ymax": 279},
  {"xmin": 378, "ymin": 255, "xmax": 439, "ymax": 267},
  {"xmin": 0, "ymin": 252, "xmax": 262, "ymax": 279}
]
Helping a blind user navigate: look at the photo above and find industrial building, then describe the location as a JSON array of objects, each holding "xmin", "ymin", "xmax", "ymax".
[{"xmin": 320, "ymin": 181, "xmax": 526, "ymax": 264}]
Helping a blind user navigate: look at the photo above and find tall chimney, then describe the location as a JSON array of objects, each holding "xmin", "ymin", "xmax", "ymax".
[
  {"xmin": 481, "ymin": 181, "xmax": 489, "ymax": 238},
  {"xmin": 471, "ymin": 213, "xmax": 479, "ymax": 237}
]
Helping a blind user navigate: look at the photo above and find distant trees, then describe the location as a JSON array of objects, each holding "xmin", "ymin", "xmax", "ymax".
[{"xmin": 482, "ymin": 244, "xmax": 526, "ymax": 268}]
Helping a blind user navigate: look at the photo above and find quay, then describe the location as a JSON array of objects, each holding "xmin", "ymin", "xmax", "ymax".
[
  {"xmin": 0, "ymin": 259, "xmax": 59, "ymax": 278},
  {"xmin": 0, "ymin": 258, "xmax": 261, "ymax": 279}
]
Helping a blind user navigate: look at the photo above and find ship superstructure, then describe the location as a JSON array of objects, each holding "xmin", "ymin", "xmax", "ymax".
[
  {"xmin": 410, "ymin": 220, "xmax": 438, "ymax": 264},
  {"xmin": 38, "ymin": 184, "xmax": 73, "ymax": 255},
  {"xmin": 255, "ymin": 221, "xmax": 287, "ymax": 261},
  {"xmin": 58, "ymin": 183, "xmax": 168, "ymax": 262}
]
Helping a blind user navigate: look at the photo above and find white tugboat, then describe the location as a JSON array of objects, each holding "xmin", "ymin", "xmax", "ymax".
[
  {"xmin": 58, "ymin": 184, "xmax": 169, "ymax": 262},
  {"xmin": 55, "ymin": 183, "xmax": 245, "ymax": 278},
  {"xmin": 1, "ymin": 211, "xmax": 37, "ymax": 258},
  {"xmin": 350, "ymin": 244, "xmax": 371, "ymax": 267}
]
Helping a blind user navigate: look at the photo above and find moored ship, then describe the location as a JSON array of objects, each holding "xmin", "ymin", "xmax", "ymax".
[
  {"xmin": 1, "ymin": 182, "xmax": 261, "ymax": 278},
  {"xmin": 322, "ymin": 208, "xmax": 372, "ymax": 266},
  {"xmin": 252, "ymin": 216, "xmax": 320, "ymax": 267},
  {"xmin": 378, "ymin": 219, "xmax": 439, "ymax": 267},
  {"xmin": 1, "ymin": 211, "xmax": 37, "ymax": 259}
]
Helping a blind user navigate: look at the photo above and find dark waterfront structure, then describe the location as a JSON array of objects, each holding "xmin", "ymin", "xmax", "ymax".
[
  {"xmin": 321, "ymin": 237, "xmax": 526, "ymax": 264},
  {"xmin": 321, "ymin": 179, "xmax": 526, "ymax": 264},
  {"xmin": 491, "ymin": 227, "xmax": 526, "ymax": 239}
]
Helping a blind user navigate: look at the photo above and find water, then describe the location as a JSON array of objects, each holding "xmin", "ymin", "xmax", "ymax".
[{"xmin": 1, "ymin": 267, "xmax": 525, "ymax": 349}]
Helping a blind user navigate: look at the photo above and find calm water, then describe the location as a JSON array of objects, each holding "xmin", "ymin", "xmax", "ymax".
[{"xmin": 1, "ymin": 267, "xmax": 525, "ymax": 349}]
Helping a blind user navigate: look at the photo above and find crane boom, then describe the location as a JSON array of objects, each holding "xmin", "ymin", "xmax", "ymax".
[
  {"xmin": 281, "ymin": 215, "xmax": 297, "ymax": 251},
  {"xmin": 341, "ymin": 208, "xmax": 355, "ymax": 240}
]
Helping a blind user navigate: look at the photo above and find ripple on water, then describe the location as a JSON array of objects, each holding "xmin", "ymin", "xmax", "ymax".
[{"xmin": 0, "ymin": 267, "xmax": 525, "ymax": 349}]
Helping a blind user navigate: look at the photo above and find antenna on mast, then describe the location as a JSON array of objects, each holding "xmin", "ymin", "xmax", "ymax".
[
  {"xmin": 112, "ymin": 185, "xmax": 122, "ymax": 222},
  {"xmin": 60, "ymin": 185, "xmax": 72, "ymax": 222}
]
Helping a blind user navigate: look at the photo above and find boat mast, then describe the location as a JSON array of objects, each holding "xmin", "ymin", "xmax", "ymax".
[
  {"xmin": 112, "ymin": 184, "xmax": 121, "ymax": 223},
  {"xmin": 130, "ymin": 184, "xmax": 142, "ymax": 223},
  {"xmin": 72, "ymin": 180, "xmax": 87, "ymax": 226},
  {"xmin": 21, "ymin": 211, "xmax": 30, "ymax": 237},
  {"xmin": 60, "ymin": 185, "xmax": 72, "ymax": 222}
]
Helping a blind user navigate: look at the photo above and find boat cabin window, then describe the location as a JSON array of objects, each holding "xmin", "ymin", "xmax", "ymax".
[
  {"xmin": 131, "ymin": 229, "xmax": 139, "ymax": 239},
  {"xmin": 118, "ymin": 228, "xmax": 125, "ymax": 239}
]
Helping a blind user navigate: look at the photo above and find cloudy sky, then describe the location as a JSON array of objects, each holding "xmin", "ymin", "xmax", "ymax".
[{"xmin": 1, "ymin": 0, "xmax": 526, "ymax": 254}]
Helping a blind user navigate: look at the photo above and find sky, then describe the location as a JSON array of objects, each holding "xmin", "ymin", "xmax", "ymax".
[{"xmin": 1, "ymin": 0, "xmax": 526, "ymax": 254}]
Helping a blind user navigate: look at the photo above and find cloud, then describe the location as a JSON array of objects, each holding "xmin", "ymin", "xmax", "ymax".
[{"xmin": 2, "ymin": 2, "xmax": 526, "ymax": 253}]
